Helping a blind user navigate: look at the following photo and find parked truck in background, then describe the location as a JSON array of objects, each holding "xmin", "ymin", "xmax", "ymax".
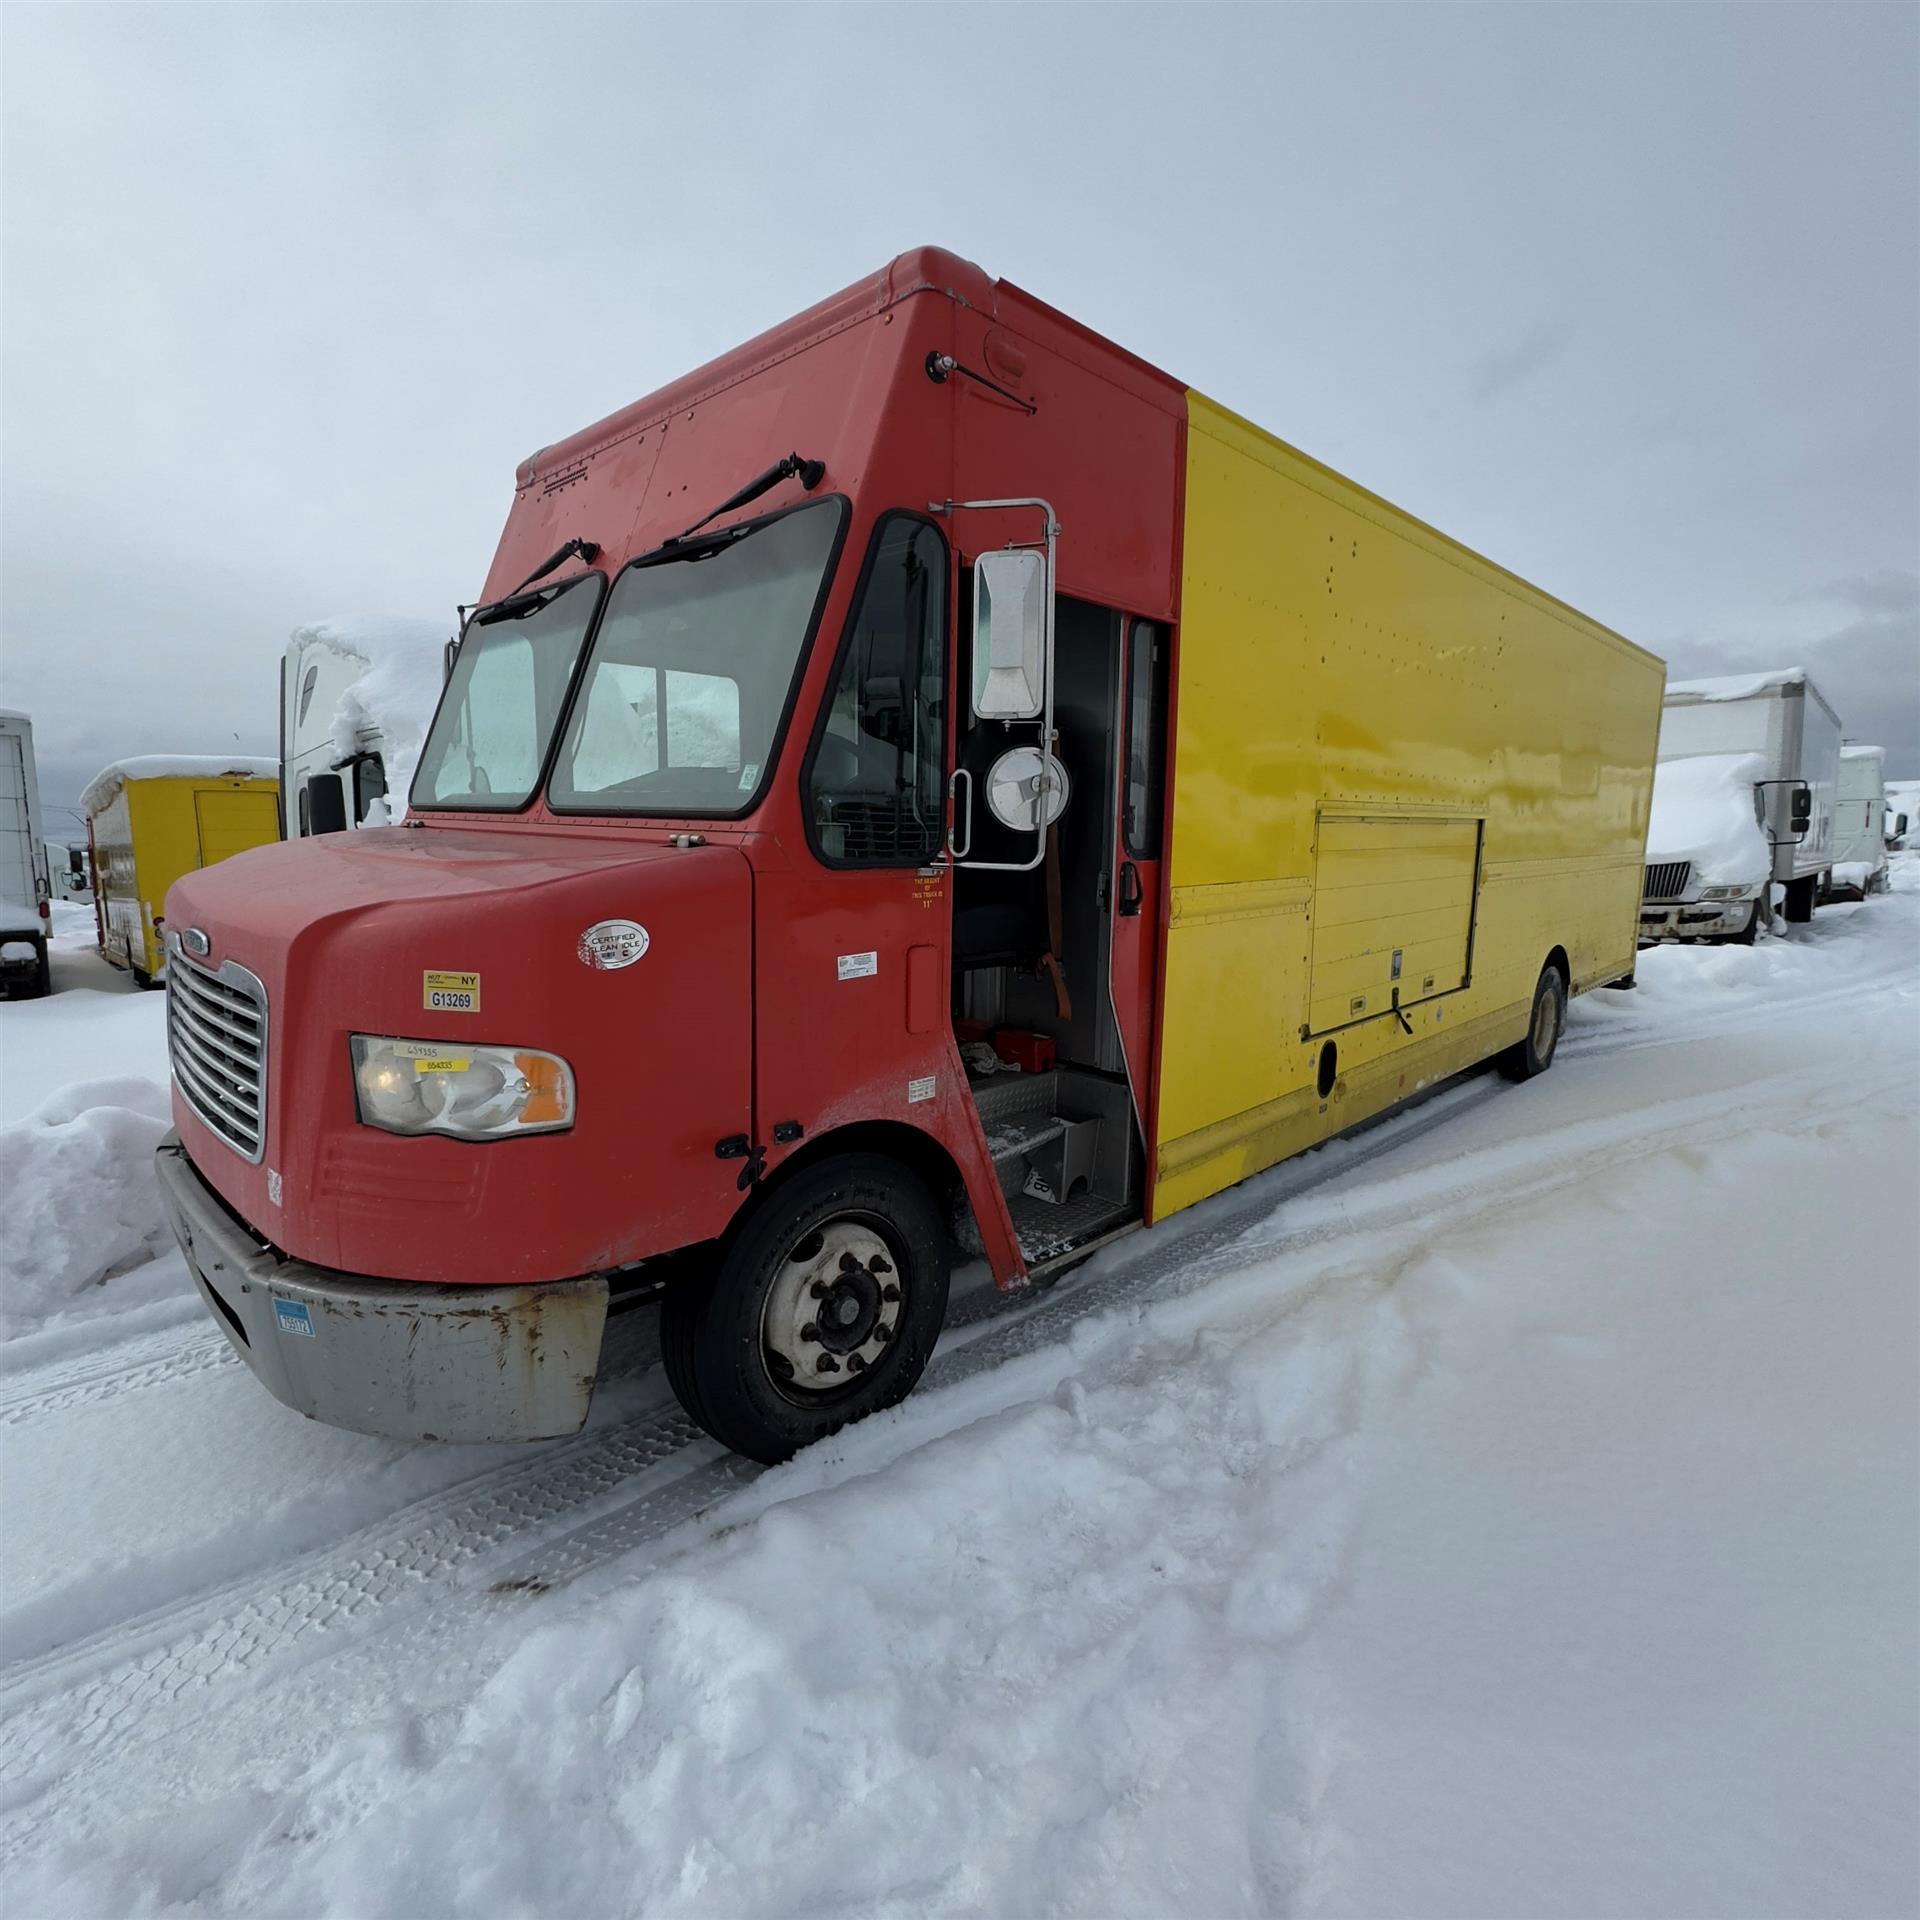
[
  {"xmin": 1824, "ymin": 745, "xmax": 1889, "ymax": 901},
  {"xmin": 282, "ymin": 617, "xmax": 450, "ymax": 837},
  {"xmin": 82, "ymin": 756, "xmax": 280, "ymax": 985},
  {"xmin": 1883, "ymin": 780, "xmax": 1918, "ymax": 851},
  {"xmin": 155, "ymin": 247, "xmax": 1663, "ymax": 1465},
  {"xmin": 0, "ymin": 710, "xmax": 52, "ymax": 999},
  {"xmin": 1639, "ymin": 669, "xmax": 1843, "ymax": 942}
]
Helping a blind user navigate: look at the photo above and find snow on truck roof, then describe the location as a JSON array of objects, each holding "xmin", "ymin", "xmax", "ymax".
[
  {"xmin": 79, "ymin": 755, "xmax": 278, "ymax": 816},
  {"xmin": 288, "ymin": 615, "xmax": 449, "ymax": 666},
  {"xmin": 1665, "ymin": 668, "xmax": 1812, "ymax": 702}
]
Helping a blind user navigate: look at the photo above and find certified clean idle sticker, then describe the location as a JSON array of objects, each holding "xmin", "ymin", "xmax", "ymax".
[
  {"xmin": 422, "ymin": 970, "xmax": 481, "ymax": 1012},
  {"xmin": 578, "ymin": 920, "xmax": 651, "ymax": 970},
  {"xmin": 837, "ymin": 951, "xmax": 878, "ymax": 981}
]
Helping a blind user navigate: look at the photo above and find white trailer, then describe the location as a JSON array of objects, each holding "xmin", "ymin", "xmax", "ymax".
[
  {"xmin": 1639, "ymin": 668, "xmax": 1844, "ymax": 942},
  {"xmin": 281, "ymin": 617, "xmax": 450, "ymax": 837},
  {"xmin": 0, "ymin": 710, "xmax": 52, "ymax": 998},
  {"xmin": 1824, "ymin": 745, "xmax": 1889, "ymax": 900}
]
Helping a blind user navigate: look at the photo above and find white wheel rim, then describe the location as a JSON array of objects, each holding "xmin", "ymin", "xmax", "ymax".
[
  {"xmin": 762, "ymin": 1216, "xmax": 903, "ymax": 1395},
  {"xmin": 1533, "ymin": 984, "xmax": 1561, "ymax": 1059}
]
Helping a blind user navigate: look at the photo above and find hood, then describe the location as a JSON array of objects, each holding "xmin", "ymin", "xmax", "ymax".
[
  {"xmin": 1645, "ymin": 752, "xmax": 1771, "ymax": 885},
  {"xmin": 162, "ymin": 824, "xmax": 756, "ymax": 1287}
]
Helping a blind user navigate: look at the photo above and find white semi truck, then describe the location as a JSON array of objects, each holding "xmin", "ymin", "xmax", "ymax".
[
  {"xmin": 1639, "ymin": 669, "xmax": 1843, "ymax": 943},
  {"xmin": 1, "ymin": 710, "xmax": 53, "ymax": 998},
  {"xmin": 1824, "ymin": 744, "xmax": 1889, "ymax": 900},
  {"xmin": 281, "ymin": 617, "xmax": 450, "ymax": 837}
]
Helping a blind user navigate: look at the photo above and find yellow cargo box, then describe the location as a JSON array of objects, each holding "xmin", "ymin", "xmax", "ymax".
[
  {"xmin": 1152, "ymin": 394, "xmax": 1665, "ymax": 1217},
  {"xmin": 80, "ymin": 756, "xmax": 279, "ymax": 984}
]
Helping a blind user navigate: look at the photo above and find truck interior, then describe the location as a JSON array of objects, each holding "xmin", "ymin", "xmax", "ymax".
[{"xmin": 949, "ymin": 590, "xmax": 1147, "ymax": 1268}]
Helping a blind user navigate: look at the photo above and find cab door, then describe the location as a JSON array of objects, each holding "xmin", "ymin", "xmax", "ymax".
[{"xmin": 1109, "ymin": 616, "xmax": 1170, "ymax": 1206}]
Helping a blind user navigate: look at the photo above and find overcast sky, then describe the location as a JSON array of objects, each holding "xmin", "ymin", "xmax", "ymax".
[{"xmin": 3, "ymin": 2, "xmax": 1915, "ymax": 823}]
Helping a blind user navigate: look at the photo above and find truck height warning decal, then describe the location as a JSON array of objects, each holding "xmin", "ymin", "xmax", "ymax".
[{"xmin": 422, "ymin": 970, "xmax": 481, "ymax": 1012}]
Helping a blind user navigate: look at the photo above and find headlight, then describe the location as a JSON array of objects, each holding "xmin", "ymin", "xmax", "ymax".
[
  {"xmin": 1699, "ymin": 885, "xmax": 1756, "ymax": 901},
  {"xmin": 350, "ymin": 1036, "xmax": 574, "ymax": 1139}
]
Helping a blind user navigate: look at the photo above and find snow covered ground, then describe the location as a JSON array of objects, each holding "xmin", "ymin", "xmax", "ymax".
[{"xmin": 0, "ymin": 869, "xmax": 1915, "ymax": 1918}]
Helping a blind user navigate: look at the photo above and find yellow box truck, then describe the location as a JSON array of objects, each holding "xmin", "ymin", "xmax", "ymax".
[{"xmin": 81, "ymin": 756, "xmax": 279, "ymax": 985}]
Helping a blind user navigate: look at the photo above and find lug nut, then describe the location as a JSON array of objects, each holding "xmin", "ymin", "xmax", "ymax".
[
  {"xmin": 838, "ymin": 1251, "xmax": 862, "ymax": 1273},
  {"xmin": 816, "ymin": 1355, "xmax": 840, "ymax": 1374},
  {"xmin": 809, "ymin": 1279, "xmax": 828, "ymax": 1300},
  {"xmin": 847, "ymin": 1353, "xmax": 867, "ymax": 1374},
  {"xmin": 874, "ymin": 1321, "xmax": 893, "ymax": 1343},
  {"xmin": 881, "ymin": 1284, "xmax": 901, "ymax": 1303},
  {"xmin": 870, "ymin": 1255, "xmax": 894, "ymax": 1274},
  {"xmin": 799, "ymin": 1322, "xmax": 819, "ymax": 1343}
]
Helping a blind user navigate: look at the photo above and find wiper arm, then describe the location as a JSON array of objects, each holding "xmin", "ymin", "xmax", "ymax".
[
  {"xmin": 660, "ymin": 451, "xmax": 825, "ymax": 550},
  {"xmin": 459, "ymin": 537, "xmax": 602, "ymax": 622}
]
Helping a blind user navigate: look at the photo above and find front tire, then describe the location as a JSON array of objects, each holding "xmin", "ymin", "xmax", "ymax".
[
  {"xmin": 660, "ymin": 1153, "xmax": 950, "ymax": 1464},
  {"xmin": 1499, "ymin": 965, "xmax": 1567, "ymax": 1082}
]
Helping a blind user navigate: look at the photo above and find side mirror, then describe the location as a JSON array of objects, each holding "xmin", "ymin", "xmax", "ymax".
[
  {"xmin": 351, "ymin": 753, "xmax": 387, "ymax": 824},
  {"xmin": 971, "ymin": 548, "xmax": 1050, "ymax": 720},
  {"xmin": 1789, "ymin": 784, "xmax": 1812, "ymax": 834}
]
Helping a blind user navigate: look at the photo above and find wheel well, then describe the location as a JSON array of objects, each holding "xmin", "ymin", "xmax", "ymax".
[
  {"xmin": 744, "ymin": 1121, "xmax": 966, "ymax": 1230},
  {"xmin": 1544, "ymin": 945, "xmax": 1571, "ymax": 990}
]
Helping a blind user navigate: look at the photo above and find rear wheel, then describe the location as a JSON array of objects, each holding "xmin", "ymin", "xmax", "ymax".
[
  {"xmin": 660, "ymin": 1153, "xmax": 950, "ymax": 1464},
  {"xmin": 1782, "ymin": 875, "xmax": 1817, "ymax": 924},
  {"xmin": 1499, "ymin": 964, "xmax": 1566, "ymax": 1082}
]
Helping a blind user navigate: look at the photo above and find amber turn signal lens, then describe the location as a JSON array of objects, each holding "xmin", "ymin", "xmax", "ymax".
[{"xmin": 515, "ymin": 1051, "xmax": 569, "ymax": 1126}]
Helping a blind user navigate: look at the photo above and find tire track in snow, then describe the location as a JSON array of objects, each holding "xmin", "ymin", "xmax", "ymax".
[{"xmin": 0, "ymin": 1322, "xmax": 232, "ymax": 1429}]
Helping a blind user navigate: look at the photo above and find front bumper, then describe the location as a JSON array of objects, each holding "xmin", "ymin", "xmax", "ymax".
[
  {"xmin": 156, "ymin": 1134, "xmax": 609, "ymax": 1443},
  {"xmin": 1638, "ymin": 897, "xmax": 1756, "ymax": 942}
]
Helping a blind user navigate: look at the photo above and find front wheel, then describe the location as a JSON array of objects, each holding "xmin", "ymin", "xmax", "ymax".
[
  {"xmin": 1498, "ymin": 965, "xmax": 1566, "ymax": 1082},
  {"xmin": 660, "ymin": 1153, "xmax": 951, "ymax": 1464}
]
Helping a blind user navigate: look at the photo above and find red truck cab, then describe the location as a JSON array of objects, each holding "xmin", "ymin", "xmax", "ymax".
[{"xmin": 156, "ymin": 249, "xmax": 1180, "ymax": 1461}]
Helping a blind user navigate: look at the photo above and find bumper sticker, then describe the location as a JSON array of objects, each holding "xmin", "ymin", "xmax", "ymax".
[{"xmin": 275, "ymin": 1299, "xmax": 316, "ymax": 1339}]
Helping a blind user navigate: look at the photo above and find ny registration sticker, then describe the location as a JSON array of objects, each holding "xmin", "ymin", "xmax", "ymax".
[{"xmin": 422, "ymin": 970, "xmax": 481, "ymax": 1013}]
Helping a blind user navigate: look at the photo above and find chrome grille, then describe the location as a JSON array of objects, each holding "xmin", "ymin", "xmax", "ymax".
[
  {"xmin": 1643, "ymin": 860, "xmax": 1691, "ymax": 902},
  {"xmin": 167, "ymin": 951, "xmax": 268, "ymax": 1162}
]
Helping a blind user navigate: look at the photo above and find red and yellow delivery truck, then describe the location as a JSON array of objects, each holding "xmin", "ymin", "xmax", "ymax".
[{"xmin": 157, "ymin": 249, "xmax": 1663, "ymax": 1462}]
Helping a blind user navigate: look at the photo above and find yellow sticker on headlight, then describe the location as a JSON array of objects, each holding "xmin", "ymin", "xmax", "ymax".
[
  {"xmin": 412, "ymin": 1056, "xmax": 470, "ymax": 1074},
  {"xmin": 423, "ymin": 970, "xmax": 480, "ymax": 1012}
]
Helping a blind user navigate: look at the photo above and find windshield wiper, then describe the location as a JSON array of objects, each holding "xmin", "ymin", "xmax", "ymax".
[
  {"xmin": 658, "ymin": 451, "xmax": 825, "ymax": 551},
  {"xmin": 460, "ymin": 538, "xmax": 602, "ymax": 623}
]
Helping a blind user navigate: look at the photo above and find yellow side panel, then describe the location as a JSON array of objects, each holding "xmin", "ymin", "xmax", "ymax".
[
  {"xmin": 1153, "ymin": 392, "xmax": 1664, "ymax": 1222},
  {"xmin": 1307, "ymin": 814, "xmax": 1477, "ymax": 1033},
  {"xmin": 194, "ymin": 788, "xmax": 281, "ymax": 866}
]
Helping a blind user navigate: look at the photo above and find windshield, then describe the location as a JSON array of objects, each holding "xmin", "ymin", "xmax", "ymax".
[
  {"xmin": 411, "ymin": 574, "xmax": 604, "ymax": 811},
  {"xmin": 548, "ymin": 498, "xmax": 844, "ymax": 816}
]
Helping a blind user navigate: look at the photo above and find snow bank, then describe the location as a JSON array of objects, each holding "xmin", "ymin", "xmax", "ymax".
[
  {"xmin": 293, "ymin": 616, "xmax": 449, "ymax": 824},
  {"xmin": 0, "ymin": 1077, "xmax": 174, "ymax": 1339},
  {"xmin": 1643, "ymin": 749, "xmax": 1770, "ymax": 882},
  {"xmin": 79, "ymin": 755, "xmax": 277, "ymax": 817}
]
